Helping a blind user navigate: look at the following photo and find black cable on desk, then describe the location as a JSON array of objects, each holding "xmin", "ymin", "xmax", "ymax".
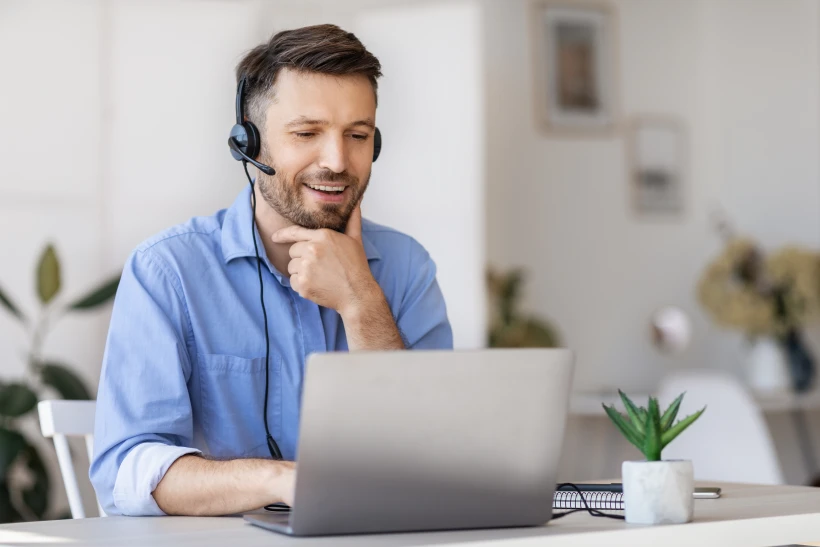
[{"xmin": 551, "ymin": 483, "xmax": 625, "ymax": 521}]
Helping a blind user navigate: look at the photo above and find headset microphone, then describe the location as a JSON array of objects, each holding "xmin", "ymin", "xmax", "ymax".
[
  {"xmin": 228, "ymin": 77, "xmax": 276, "ymax": 176},
  {"xmin": 228, "ymin": 135, "xmax": 276, "ymax": 175}
]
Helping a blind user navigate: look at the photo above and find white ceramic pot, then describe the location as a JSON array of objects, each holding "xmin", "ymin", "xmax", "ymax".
[{"xmin": 622, "ymin": 460, "xmax": 694, "ymax": 525}]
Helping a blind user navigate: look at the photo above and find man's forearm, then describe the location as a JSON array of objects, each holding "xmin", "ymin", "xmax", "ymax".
[
  {"xmin": 342, "ymin": 281, "xmax": 405, "ymax": 351},
  {"xmin": 152, "ymin": 454, "xmax": 294, "ymax": 516}
]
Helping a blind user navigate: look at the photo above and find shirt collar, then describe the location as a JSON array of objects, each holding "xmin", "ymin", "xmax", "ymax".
[{"xmin": 221, "ymin": 185, "xmax": 381, "ymax": 265}]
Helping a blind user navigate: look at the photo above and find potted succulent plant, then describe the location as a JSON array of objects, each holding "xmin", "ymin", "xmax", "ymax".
[{"xmin": 603, "ymin": 391, "xmax": 705, "ymax": 524}]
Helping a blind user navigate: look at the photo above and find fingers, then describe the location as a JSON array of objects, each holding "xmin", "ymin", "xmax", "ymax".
[
  {"xmin": 344, "ymin": 204, "xmax": 362, "ymax": 240},
  {"xmin": 287, "ymin": 241, "xmax": 311, "ymax": 259},
  {"xmin": 287, "ymin": 258, "xmax": 302, "ymax": 276},
  {"xmin": 272, "ymin": 225, "xmax": 320, "ymax": 244}
]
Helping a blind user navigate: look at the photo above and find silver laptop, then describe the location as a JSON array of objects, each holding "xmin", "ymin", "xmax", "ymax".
[{"xmin": 244, "ymin": 348, "xmax": 574, "ymax": 537}]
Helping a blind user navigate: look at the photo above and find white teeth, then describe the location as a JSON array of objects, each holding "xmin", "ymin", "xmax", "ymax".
[{"xmin": 308, "ymin": 184, "xmax": 345, "ymax": 192}]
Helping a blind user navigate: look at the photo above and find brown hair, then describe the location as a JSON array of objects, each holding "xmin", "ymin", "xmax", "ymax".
[{"xmin": 236, "ymin": 24, "xmax": 382, "ymax": 127}]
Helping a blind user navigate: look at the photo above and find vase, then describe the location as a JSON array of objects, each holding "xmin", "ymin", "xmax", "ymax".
[
  {"xmin": 746, "ymin": 337, "xmax": 792, "ymax": 394},
  {"xmin": 780, "ymin": 330, "xmax": 816, "ymax": 393},
  {"xmin": 746, "ymin": 333, "xmax": 816, "ymax": 394},
  {"xmin": 622, "ymin": 460, "xmax": 694, "ymax": 524}
]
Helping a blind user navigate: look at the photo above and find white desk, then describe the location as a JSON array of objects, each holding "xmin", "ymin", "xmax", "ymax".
[{"xmin": 1, "ymin": 483, "xmax": 819, "ymax": 547}]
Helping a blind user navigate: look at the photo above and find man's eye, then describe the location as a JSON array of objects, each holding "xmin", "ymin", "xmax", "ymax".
[
  {"xmin": 295, "ymin": 132, "xmax": 315, "ymax": 138},
  {"xmin": 351, "ymin": 134, "xmax": 368, "ymax": 141}
]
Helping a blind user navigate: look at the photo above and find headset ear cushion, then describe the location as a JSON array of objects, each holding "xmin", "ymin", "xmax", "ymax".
[
  {"xmin": 229, "ymin": 123, "xmax": 248, "ymax": 161},
  {"xmin": 229, "ymin": 122, "xmax": 260, "ymax": 161},
  {"xmin": 243, "ymin": 121, "xmax": 261, "ymax": 160},
  {"xmin": 373, "ymin": 127, "xmax": 382, "ymax": 162}
]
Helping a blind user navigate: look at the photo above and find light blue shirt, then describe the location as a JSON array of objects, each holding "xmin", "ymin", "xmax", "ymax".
[{"xmin": 89, "ymin": 185, "xmax": 453, "ymax": 516}]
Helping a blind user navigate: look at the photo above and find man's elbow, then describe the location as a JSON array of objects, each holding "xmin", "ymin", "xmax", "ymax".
[{"xmin": 88, "ymin": 457, "xmax": 121, "ymax": 516}]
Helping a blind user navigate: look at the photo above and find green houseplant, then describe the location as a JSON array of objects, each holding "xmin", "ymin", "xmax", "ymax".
[
  {"xmin": 698, "ymin": 217, "xmax": 820, "ymax": 394},
  {"xmin": 487, "ymin": 267, "xmax": 560, "ymax": 348},
  {"xmin": 603, "ymin": 390, "xmax": 705, "ymax": 525},
  {"xmin": 0, "ymin": 244, "xmax": 120, "ymax": 522}
]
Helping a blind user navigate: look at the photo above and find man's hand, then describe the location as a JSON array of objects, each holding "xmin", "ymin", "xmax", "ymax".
[
  {"xmin": 271, "ymin": 205, "xmax": 380, "ymax": 317},
  {"xmin": 271, "ymin": 206, "xmax": 405, "ymax": 351},
  {"xmin": 274, "ymin": 460, "xmax": 297, "ymax": 507}
]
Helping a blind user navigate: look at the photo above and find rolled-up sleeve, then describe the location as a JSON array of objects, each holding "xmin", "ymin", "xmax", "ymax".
[
  {"xmin": 89, "ymin": 249, "xmax": 201, "ymax": 516},
  {"xmin": 396, "ymin": 241, "xmax": 454, "ymax": 350}
]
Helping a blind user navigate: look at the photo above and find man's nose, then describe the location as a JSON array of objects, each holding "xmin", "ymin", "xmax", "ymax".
[{"xmin": 317, "ymin": 134, "xmax": 348, "ymax": 173}]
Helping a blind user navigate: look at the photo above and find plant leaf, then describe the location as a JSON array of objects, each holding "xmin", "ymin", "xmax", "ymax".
[
  {"xmin": 602, "ymin": 404, "xmax": 644, "ymax": 452},
  {"xmin": 0, "ymin": 383, "xmax": 38, "ymax": 418},
  {"xmin": 662, "ymin": 407, "xmax": 706, "ymax": 448},
  {"xmin": 21, "ymin": 441, "xmax": 49, "ymax": 519},
  {"xmin": 40, "ymin": 363, "xmax": 92, "ymax": 400},
  {"xmin": 660, "ymin": 393, "xmax": 685, "ymax": 432},
  {"xmin": 0, "ymin": 284, "xmax": 26, "ymax": 323},
  {"xmin": 0, "ymin": 428, "xmax": 26, "ymax": 483},
  {"xmin": 36, "ymin": 244, "xmax": 61, "ymax": 305},
  {"xmin": 644, "ymin": 397, "xmax": 662, "ymax": 461},
  {"xmin": 618, "ymin": 390, "xmax": 646, "ymax": 434},
  {"xmin": 67, "ymin": 275, "xmax": 121, "ymax": 310}
]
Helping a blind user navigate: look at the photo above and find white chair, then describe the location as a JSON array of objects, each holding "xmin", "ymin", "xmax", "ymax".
[
  {"xmin": 657, "ymin": 369, "xmax": 785, "ymax": 484},
  {"xmin": 37, "ymin": 400, "xmax": 106, "ymax": 518}
]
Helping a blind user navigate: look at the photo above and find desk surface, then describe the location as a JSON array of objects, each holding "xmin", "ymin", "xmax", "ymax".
[{"xmin": 1, "ymin": 482, "xmax": 819, "ymax": 547}]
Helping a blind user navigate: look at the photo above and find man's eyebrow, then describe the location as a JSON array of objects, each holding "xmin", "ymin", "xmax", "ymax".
[
  {"xmin": 284, "ymin": 116, "xmax": 376, "ymax": 130},
  {"xmin": 349, "ymin": 118, "xmax": 376, "ymax": 130},
  {"xmin": 285, "ymin": 116, "xmax": 329, "ymax": 128}
]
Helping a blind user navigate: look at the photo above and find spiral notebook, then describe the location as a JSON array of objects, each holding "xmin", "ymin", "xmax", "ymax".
[{"xmin": 552, "ymin": 489, "xmax": 624, "ymax": 511}]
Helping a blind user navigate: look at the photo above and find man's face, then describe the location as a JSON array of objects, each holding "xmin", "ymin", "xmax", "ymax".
[{"xmin": 256, "ymin": 68, "xmax": 377, "ymax": 232}]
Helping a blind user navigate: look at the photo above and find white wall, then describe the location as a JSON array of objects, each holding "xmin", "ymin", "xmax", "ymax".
[
  {"xmin": 485, "ymin": 0, "xmax": 820, "ymax": 392},
  {"xmin": 354, "ymin": 2, "xmax": 486, "ymax": 349}
]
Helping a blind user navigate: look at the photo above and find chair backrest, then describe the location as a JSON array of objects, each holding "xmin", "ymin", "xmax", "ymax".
[
  {"xmin": 37, "ymin": 400, "xmax": 106, "ymax": 518},
  {"xmin": 657, "ymin": 370, "xmax": 785, "ymax": 484}
]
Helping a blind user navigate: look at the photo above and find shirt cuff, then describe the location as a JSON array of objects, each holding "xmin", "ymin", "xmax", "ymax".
[{"xmin": 113, "ymin": 442, "xmax": 201, "ymax": 516}]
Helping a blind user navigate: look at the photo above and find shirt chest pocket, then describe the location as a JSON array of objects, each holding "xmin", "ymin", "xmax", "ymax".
[{"xmin": 198, "ymin": 353, "xmax": 282, "ymax": 459}]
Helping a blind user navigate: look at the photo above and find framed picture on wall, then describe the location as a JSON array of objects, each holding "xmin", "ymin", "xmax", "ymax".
[
  {"xmin": 628, "ymin": 116, "xmax": 686, "ymax": 216},
  {"xmin": 531, "ymin": 1, "xmax": 618, "ymax": 134}
]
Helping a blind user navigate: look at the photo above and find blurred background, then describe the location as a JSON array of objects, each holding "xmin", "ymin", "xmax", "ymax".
[{"xmin": 2, "ymin": 0, "xmax": 820, "ymax": 521}]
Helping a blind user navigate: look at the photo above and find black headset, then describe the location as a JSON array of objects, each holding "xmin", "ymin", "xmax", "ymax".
[
  {"xmin": 228, "ymin": 76, "xmax": 382, "ymax": 173},
  {"xmin": 227, "ymin": 76, "xmax": 381, "ymax": 464}
]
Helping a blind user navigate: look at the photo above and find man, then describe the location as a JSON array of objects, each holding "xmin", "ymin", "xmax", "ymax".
[{"xmin": 89, "ymin": 24, "xmax": 452, "ymax": 517}]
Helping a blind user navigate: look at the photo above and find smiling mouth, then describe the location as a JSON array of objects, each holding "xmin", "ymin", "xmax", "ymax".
[{"xmin": 304, "ymin": 183, "xmax": 347, "ymax": 196}]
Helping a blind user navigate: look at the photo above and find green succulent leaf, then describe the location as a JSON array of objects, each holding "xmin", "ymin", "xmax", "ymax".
[
  {"xmin": 618, "ymin": 390, "xmax": 646, "ymax": 434},
  {"xmin": 37, "ymin": 244, "xmax": 61, "ymax": 305},
  {"xmin": 603, "ymin": 404, "xmax": 644, "ymax": 452},
  {"xmin": 660, "ymin": 392, "xmax": 685, "ymax": 432},
  {"xmin": 0, "ymin": 285, "xmax": 26, "ymax": 323},
  {"xmin": 0, "ymin": 383, "xmax": 38, "ymax": 418},
  {"xmin": 40, "ymin": 363, "xmax": 91, "ymax": 400},
  {"xmin": 67, "ymin": 275, "xmax": 121, "ymax": 311},
  {"xmin": 643, "ymin": 397, "xmax": 662, "ymax": 461},
  {"xmin": 21, "ymin": 441, "xmax": 49, "ymax": 519},
  {"xmin": 662, "ymin": 407, "xmax": 706, "ymax": 448},
  {"xmin": 0, "ymin": 428, "xmax": 26, "ymax": 483}
]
